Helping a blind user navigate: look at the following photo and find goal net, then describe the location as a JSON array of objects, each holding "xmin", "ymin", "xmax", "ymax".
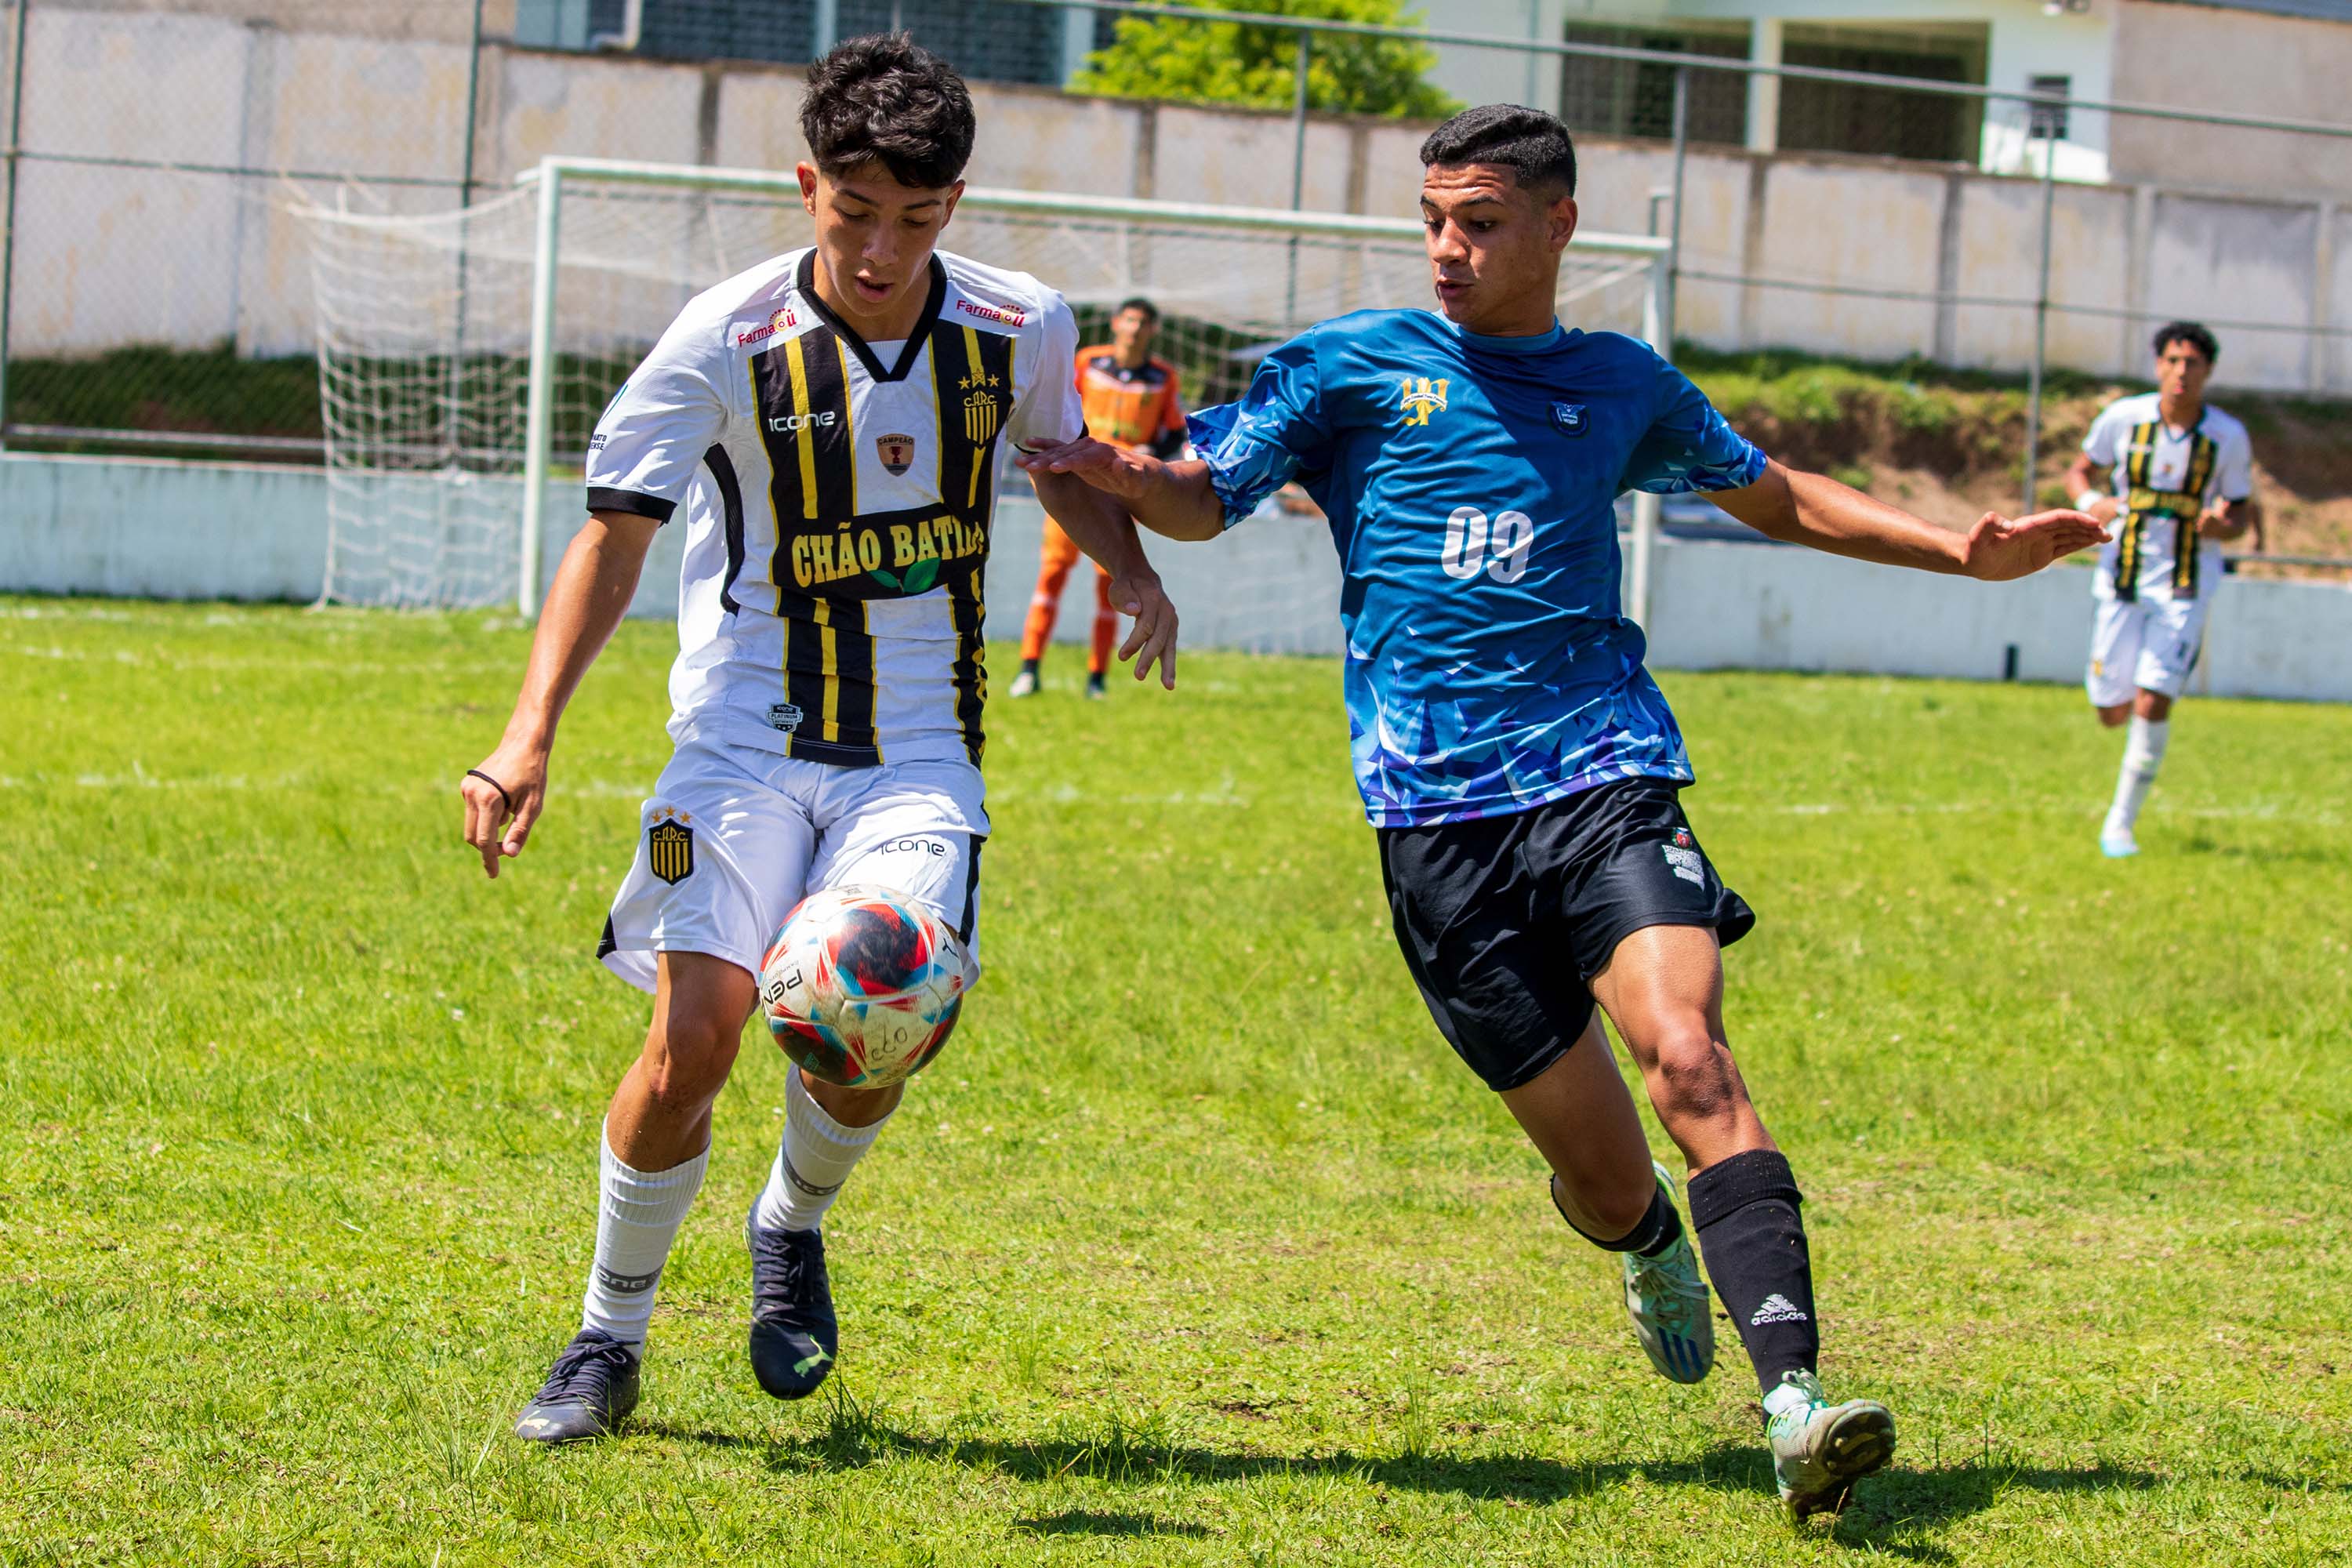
[{"xmin": 303, "ymin": 158, "xmax": 1668, "ymax": 641}]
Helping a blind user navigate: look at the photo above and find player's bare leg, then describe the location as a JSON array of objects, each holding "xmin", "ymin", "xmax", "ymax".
[
  {"xmin": 2099, "ymin": 688, "xmax": 2173, "ymax": 855},
  {"xmin": 517, "ymin": 951, "xmax": 753, "ymax": 1443},
  {"xmin": 1590, "ymin": 924, "xmax": 1893, "ymax": 1518},
  {"xmin": 1503, "ymin": 1016, "xmax": 1715, "ymax": 1383},
  {"xmin": 605, "ymin": 950, "xmax": 757, "ymax": 1168}
]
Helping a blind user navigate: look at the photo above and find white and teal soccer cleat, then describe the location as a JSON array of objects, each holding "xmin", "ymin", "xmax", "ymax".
[
  {"xmin": 1621, "ymin": 1160, "xmax": 1715, "ymax": 1385},
  {"xmin": 2100, "ymin": 825, "xmax": 2140, "ymax": 858},
  {"xmin": 1007, "ymin": 668, "xmax": 1040, "ymax": 699},
  {"xmin": 1765, "ymin": 1370, "xmax": 1897, "ymax": 1520}
]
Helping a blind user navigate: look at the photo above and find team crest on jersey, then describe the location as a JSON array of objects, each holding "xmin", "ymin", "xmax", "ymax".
[
  {"xmin": 648, "ymin": 812, "xmax": 695, "ymax": 885},
  {"xmin": 1399, "ymin": 376, "xmax": 1449, "ymax": 426},
  {"xmin": 1551, "ymin": 401, "xmax": 1589, "ymax": 436},
  {"xmin": 1672, "ymin": 826, "xmax": 1694, "ymax": 849},
  {"xmin": 961, "ymin": 369, "xmax": 1002, "ymax": 444},
  {"xmin": 877, "ymin": 433, "xmax": 916, "ymax": 476},
  {"xmin": 766, "ymin": 702, "xmax": 804, "ymax": 734}
]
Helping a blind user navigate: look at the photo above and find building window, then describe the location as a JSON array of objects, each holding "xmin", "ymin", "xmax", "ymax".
[
  {"xmin": 1776, "ymin": 25, "xmax": 1987, "ymax": 164},
  {"xmin": 519, "ymin": 0, "xmax": 1072, "ymax": 87},
  {"xmin": 2027, "ymin": 74, "xmax": 2071, "ymax": 140},
  {"xmin": 1559, "ymin": 23, "xmax": 1750, "ymax": 147}
]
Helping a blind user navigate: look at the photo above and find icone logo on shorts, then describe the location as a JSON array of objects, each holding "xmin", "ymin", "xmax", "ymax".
[{"xmin": 880, "ymin": 837, "xmax": 949, "ymax": 858}]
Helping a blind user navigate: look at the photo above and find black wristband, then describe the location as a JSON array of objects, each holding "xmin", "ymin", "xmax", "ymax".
[{"xmin": 466, "ymin": 768, "xmax": 514, "ymax": 814}]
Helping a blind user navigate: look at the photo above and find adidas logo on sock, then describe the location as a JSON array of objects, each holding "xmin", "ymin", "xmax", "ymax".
[{"xmin": 1750, "ymin": 1293, "xmax": 1809, "ymax": 1326}]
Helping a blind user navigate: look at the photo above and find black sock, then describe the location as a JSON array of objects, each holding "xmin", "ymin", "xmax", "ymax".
[
  {"xmin": 1551, "ymin": 1176, "xmax": 1684, "ymax": 1258},
  {"xmin": 1686, "ymin": 1149, "xmax": 1819, "ymax": 1395},
  {"xmin": 1020, "ymin": 658, "xmax": 1040, "ymax": 678}
]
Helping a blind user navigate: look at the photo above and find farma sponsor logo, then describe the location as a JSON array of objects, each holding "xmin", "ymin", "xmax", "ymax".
[{"xmin": 954, "ymin": 296, "xmax": 1026, "ymax": 328}]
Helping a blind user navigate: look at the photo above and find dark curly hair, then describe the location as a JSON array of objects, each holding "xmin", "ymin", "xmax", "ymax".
[
  {"xmin": 1419, "ymin": 103, "xmax": 1577, "ymax": 199},
  {"xmin": 800, "ymin": 33, "xmax": 975, "ymax": 190},
  {"xmin": 2152, "ymin": 320, "xmax": 2219, "ymax": 364}
]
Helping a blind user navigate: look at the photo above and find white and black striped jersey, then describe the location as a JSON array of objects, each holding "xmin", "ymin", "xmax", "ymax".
[
  {"xmin": 2081, "ymin": 393, "xmax": 2253, "ymax": 604},
  {"xmin": 586, "ymin": 246, "xmax": 1083, "ymax": 768}
]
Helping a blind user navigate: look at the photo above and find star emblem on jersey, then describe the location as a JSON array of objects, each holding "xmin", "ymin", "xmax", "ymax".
[
  {"xmin": 1398, "ymin": 376, "xmax": 1449, "ymax": 426},
  {"xmin": 877, "ymin": 433, "xmax": 915, "ymax": 476},
  {"xmin": 1551, "ymin": 401, "xmax": 1589, "ymax": 436},
  {"xmin": 648, "ymin": 813, "xmax": 695, "ymax": 885}
]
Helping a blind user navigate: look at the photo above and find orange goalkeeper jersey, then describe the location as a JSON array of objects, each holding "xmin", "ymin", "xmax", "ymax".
[{"xmin": 1075, "ymin": 345, "xmax": 1185, "ymax": 454}]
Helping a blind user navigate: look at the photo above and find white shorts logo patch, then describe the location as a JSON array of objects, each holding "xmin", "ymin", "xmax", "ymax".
[
  {"xmin": 766, "ymin": 703, "xmax": 804, "ymax": 733},
  {"xmin": 1662, "ymin": 844, "xmax": 1705, "ymax": 886}
]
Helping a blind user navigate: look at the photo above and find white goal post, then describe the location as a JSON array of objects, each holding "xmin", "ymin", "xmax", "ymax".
[{"xmin": 307, "ymin": 156, "xmax": 1672, "ymax": 628}]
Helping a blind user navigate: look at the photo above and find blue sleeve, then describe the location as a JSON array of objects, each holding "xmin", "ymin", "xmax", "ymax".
[
  {"xmin": 1184, "ymin": 330, "xmax": 1334, "ymax": 528},
  {"xmin": 1620, "ymin": 356, "xmax": 1767, "ymax": 495}
]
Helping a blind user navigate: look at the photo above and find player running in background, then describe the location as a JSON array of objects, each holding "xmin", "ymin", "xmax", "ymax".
[
  {"xmin": 1011, "ymin": 296, "xmax": 1187, "ymax": 699},
  {"xmin": 1022, "ymin": 103, "xmax": 2105, "ymax": 1520},
  {"xmin": 2062, "ymin": 322, "xmax": 2256, "ymax": 858},
  {"xmin": 459, "ymin": 34, "xmax": 1177, "ymax": 1444}
]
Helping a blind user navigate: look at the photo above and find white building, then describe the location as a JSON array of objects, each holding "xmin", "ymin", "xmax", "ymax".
[{"xmin": 1426, "ymin": 0, "xmax": 2117, "ymax": 180}]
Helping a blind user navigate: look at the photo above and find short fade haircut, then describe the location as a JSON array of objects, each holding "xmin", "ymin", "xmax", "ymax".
[
  {"xmin": 2153, "ymin": 320, "xmax": 2220, "ymax": 364},
  {"xmin": 800, "ymin": 33, "xmax": 975, "ymax": 191},
  {"xmin": 1115, "ymin": 296, "xmax": 1160, "ymax": 322},
  {"xmin": 1418, "ymin": 103, "xmax": 1577, "ymax": 199}
]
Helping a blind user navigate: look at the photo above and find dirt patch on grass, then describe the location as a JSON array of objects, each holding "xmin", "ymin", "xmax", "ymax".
[{"xmin": 1683, "ymin": 350, "xmax": 2352, "ymax": 572}]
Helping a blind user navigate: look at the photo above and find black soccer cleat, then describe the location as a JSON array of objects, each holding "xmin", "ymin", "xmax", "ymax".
[
  {"xmin": 747, "ymin": 1219, "xmax": 839, "ymax": 1400},
  {"xmin": 513, "ymin": 1327, "xmax": 641, "ymax": 1443}
]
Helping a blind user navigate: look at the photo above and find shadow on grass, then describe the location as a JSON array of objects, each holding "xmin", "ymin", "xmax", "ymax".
[
  {"xmin": 1011, "ymin": 1511, "xmax": 1211, "ymax": 1538},
  {"xmin": 630, "ymin": 1386, "xmax": 2274, "ymax": 1556}
]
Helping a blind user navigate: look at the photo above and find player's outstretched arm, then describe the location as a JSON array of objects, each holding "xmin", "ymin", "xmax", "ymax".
[
  {"xmin": 1016, "ymin": 437, "xmax": 1226, "ymax": 543},
  {"xmin": 460, "ymin": 510, "xmax": 659, "ymax": 879},
  {"xmin": 1712, "ymin": 460, "xmax": 2109, "ymax": 582},
  {"xmin": 1026, "ymin": 467, "xmax": 1181, "ymax": 689}
]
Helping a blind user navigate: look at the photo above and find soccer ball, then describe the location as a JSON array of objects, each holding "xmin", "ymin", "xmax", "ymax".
[{"xmin": 758, "ymin": 885, "xmax": 976, "ymax": 1088}]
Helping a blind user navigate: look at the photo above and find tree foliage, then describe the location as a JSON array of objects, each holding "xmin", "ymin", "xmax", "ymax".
[{"xmin": 1072, "ymin": 0, "xmax": 1461, "ymax": 122}]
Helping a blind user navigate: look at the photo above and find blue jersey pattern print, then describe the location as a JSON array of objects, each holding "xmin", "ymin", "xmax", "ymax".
[{"xmin": 1189, "ymin": 310, "xmax": 1766, "ymax": 828}]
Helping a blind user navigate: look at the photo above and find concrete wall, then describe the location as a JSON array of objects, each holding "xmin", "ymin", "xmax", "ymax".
[
  {"xmin": 9, "ymin": 5, "xmax": 2352, "ymax": 391},
  {"xmin": 2109, "ymin": 0, "xmax": 2352, "ymax": 201},
  {"xmin": 7, "ymin": 454, "xmax": 2347, "ymax": 707}
]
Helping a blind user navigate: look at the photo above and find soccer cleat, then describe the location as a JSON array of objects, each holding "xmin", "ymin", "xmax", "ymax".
[
  {"xmin": 1621, "ymin": 1160, "xmax": 1715, "ymax": 1385},
  {"xmin": 2100, "ymin": 825, "xmax": 2140, "ymax": 858},
  {"xmin": 513, "ymin": 1327, "xmax": 641, "ymax": 1443},
  {"xmin": 1007, "ymin": 669, "xmax": 1040, "ymax": 699},
  {"xmin": 746, "ymin": 1218, "xmax": 839, "ymax": 1400},
  {"xmin": 1766, "ymin": 1370, "xmax": 1897, "ymax": 1520},
  {"xmin": 1084, "ymin": 673, "xmax": 1107, "ymax": 699}
]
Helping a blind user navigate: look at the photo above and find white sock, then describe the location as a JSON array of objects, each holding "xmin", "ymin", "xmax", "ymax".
[
  {"xmin": 753, "ymin": 1067, "xmax": 890, "ymax": 1233},
  {"xmin": 579, "ymin": 1122, "xmax": 707, "ymax": 1350},
  {"xmin": 2106, "ymin": 716, "xmax": 2169, "ymax": 834}
]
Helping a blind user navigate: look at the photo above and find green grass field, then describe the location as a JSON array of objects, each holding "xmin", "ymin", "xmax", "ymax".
[{"xmin": 4, "ymin": 598, "xmax": 2350, "ymax": 1566}]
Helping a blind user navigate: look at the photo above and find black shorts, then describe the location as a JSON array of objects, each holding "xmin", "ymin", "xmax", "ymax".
[{"xmin": 1377, "ymin": 777, "xmax": 1755, "ymax": 1093}]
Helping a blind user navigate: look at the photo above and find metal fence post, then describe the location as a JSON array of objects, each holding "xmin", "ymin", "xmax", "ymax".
[
  {"xmin": 0, "ymin": 0, "xmax": 30, "ymax": 452},
  {"xmin": 1629, "ymin": 253, "xmax": 1670, "ymax": 630},
  {"xmin": 518, "ymin": 160, "xmax": 564, "ymax": 620},
  {"xmin": 1283, "ymin": 29, "xmax": 1308, "ymax": 332},
  {"xmin": 1664, "ymin": 61, "xmax": 1687, "ymax": 353},
  {"xmin": 2024, "ymin": 118, "xmax": 2057, "ymax": 520}
]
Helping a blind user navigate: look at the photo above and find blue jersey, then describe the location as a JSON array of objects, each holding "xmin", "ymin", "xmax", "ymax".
[{"xmin": 1189, "ymin": 310, "xmax": 1765, "ymax": 828}]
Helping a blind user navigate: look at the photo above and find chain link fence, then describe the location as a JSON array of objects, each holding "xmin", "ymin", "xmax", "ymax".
[{"xmin": 3, "ymin": 0, "xmax": 2350, "ymax": 571}]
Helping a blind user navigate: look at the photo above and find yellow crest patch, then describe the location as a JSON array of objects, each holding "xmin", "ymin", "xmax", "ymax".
[
  {"xmin": 648, "ymin": 818, "xmax": 694, "ymax": 885},
  {"xmin": 1399, "ymin": 376, "xmax": 1449, "ymax": 426}
]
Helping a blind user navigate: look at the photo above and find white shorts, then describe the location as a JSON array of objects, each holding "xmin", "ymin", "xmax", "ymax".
[
  {"xmin": 2086, "ymin": 593, "xmax": 2210, "ymax": 707},
  {"xmin": 598, "ymin": 741, "xmax": 988, "ymax": 994}
]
